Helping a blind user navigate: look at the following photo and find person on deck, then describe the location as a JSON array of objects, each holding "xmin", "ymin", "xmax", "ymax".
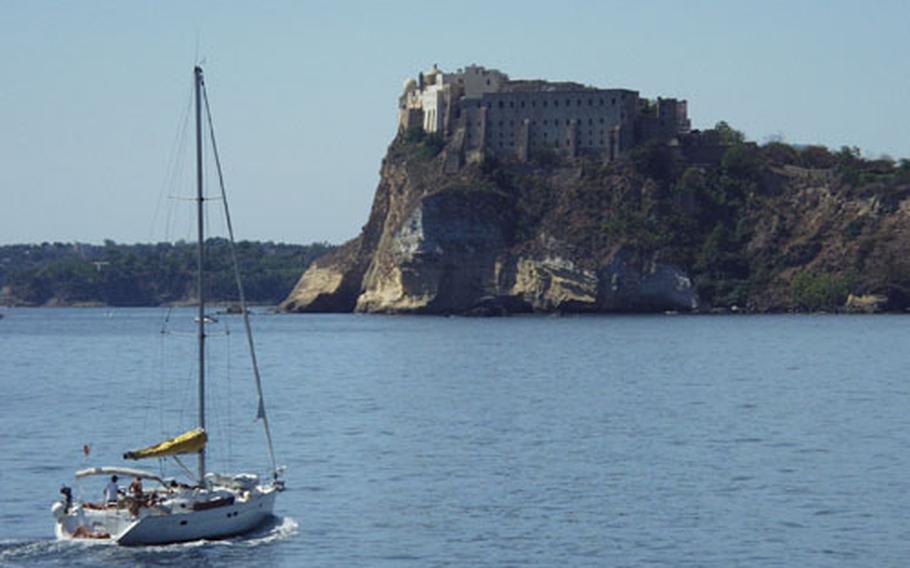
[
  {"xmin": 129, "ymin": 477, "xmax": 143, "ymax": 498},
  {"xmin": 103, "ymin": 475, "xmax": 121, "ymax": 506},
  {"xmin": 128, "ymin": 477, "xmax": 145, "ymax": 517}
]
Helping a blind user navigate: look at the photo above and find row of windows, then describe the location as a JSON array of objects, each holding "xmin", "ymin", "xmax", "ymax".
[
  {"xmin": 486, "ymin": 117, "xmax": 616, "ymax": 127},
  {"xmin": 474, "ymin": 118, "xmax": 621, "ymax": 132},
  {"xmin": 473, "ymin": 130, "xmax": 610, "ymax": 144},
  {"xmin": 470, "ymin": 127, "xmax": 610, "ymax": 139},
  {"xmin": 468, "ymin": 95, "xmax": 628, "ymax": 110},
  {"xmin": 488, "ymin": 139, "xmax": 610, "ymax": 151},
  {"xmin": 464, "ymin": 111, "xmax": 626, "ymax": 129}
]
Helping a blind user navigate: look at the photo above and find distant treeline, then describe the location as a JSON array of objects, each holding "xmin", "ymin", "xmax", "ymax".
[{"xmin": 0, "ymin": 240, "xmax": 334, "ymax": 306}]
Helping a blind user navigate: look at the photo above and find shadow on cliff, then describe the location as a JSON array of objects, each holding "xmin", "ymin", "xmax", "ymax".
[{"xmin": 281, "ymin": 129, "xmax": 910, "ymax": 315}]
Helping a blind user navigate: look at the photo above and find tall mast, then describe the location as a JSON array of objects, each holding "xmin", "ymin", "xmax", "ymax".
[{"xmin": 194, "ymin": 65, "xmax": 206, "ymax": 484}]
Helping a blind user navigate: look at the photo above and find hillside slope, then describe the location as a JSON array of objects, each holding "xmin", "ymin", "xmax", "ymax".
[{"xmin": 281, "ymin": 129, "xmax": 910, "ymax": 315}]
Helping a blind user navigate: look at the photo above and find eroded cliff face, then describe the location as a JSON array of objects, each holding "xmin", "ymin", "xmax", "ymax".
[
  {"xmin": 282, "ymin": 139, "xmax": 700, "ymax": 314},
  {"xmin": 281, "ymin": 136, "xmax": 910, "ymax": 315}
]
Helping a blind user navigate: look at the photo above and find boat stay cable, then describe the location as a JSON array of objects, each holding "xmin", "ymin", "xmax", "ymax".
[{"xmin": 201, "ymin": 82, "xmax": 279, "ymax": 479}]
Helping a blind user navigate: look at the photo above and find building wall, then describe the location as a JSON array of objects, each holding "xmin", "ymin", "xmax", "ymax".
[
  {"xmin": 460, "ymin": 64, "xmax": 509, "ymax": 98},
  {"xmin": 458, "ymin": 89, "xmax": 639, "ymax": 159},
  {"xmin": 398, "ymin": 64, "xmax": 690, "ymax": 162}
]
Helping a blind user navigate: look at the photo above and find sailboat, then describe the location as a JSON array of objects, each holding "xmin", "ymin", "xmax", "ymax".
[{"xmin": 51, "ymin": 66, "xmax": 284, "ymax": 545}]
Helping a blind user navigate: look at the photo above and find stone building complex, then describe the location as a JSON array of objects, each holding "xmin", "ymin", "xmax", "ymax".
[{"xmin": 398, "ymin": 64, "xmax": 690, "ymax": 163}]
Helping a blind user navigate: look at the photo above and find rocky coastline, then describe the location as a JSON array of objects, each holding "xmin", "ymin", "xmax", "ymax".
[{"xmin": 281, "ymin": 129, "xmax": 910, "ymax": 316}]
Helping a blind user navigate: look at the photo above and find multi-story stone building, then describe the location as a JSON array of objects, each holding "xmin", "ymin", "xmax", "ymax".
[{"xmin": 398, "ymin": 64, "xmax": 690, "ymax": 163}]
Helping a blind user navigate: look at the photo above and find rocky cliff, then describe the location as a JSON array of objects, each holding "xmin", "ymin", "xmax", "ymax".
[{"xmin": 281, "ymin": 130, "xmax": 910, "ymax": 315}]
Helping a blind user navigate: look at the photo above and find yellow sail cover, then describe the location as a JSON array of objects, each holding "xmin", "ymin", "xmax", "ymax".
[{"xmin": 123, "ymin": 428, "xmax": 207, "ymax": 460}]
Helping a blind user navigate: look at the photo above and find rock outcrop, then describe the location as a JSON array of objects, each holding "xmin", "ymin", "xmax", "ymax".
[{"xmin": 281, "ymin": 133, "xmax": 910, "ymax": 315}]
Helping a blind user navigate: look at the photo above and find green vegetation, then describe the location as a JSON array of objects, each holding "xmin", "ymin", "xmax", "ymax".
[
  {"xmin": 790, "ymin": 271, "xmax": 850, "ymax": 310},
  {"xmin": 459, "ymin": 118, "xmax": 910, "ymax": 311},
  {"xmin": 401, "ymin": 125, "xmax": 445, "ymax": 160},
  {"xmin": 0, "ymin": 240, "xmax": 333, "ymax": 306}
]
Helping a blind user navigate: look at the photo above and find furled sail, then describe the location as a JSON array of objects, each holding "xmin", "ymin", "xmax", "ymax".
[{"xmin": 123, "ymin": 428, "xmax": 207, "ymax": 460}]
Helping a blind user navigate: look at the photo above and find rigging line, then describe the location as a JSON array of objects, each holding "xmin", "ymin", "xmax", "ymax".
[
  {"xmin": 202, "ymin": 83, "xmax": 279, "ymax": 477},
  {"xmin": 159, "ymin": 315, "xmax": 167, "ymax": 438},
  {"xmin": 226, "ymin": 320, "xmax": 233, "ymax": 472},
  {"xmin": 150, "ymin": 83, "xmax": 194, "ymax": 242},
  {"xmin": 172, "ymin": 455, "xmax": 196, "ymax": 481},
  {"xmin": 163, "ymin": 83, "xmax": 195, "ymax": 245}
]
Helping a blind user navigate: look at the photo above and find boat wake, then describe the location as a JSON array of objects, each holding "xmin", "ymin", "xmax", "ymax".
[{"xmin": 0, "ymin": 516, "xmax": 298, "ymax": 567}]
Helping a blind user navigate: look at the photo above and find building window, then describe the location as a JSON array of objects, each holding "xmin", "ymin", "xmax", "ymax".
[
  {"xmin": 600, "ymin": 118, "xmax": 604, "ymax": 124},
  {"xmin": 577, "ymin": 99, "xmax": 582, "ymax": 106},
  {"xmin": 509, "ymin": 101, "xmax": 514, "ymax": 108},
  {"xmin": 521, "ymin": 101, "xmax": 525, "ymax": 108},
  {"xmin": 543, "ymin": 101, "xmax": 548, "ymax": 107},
  {"xmin": 498, "ymin": 101, "xmax": 504, "ymax": 109},
  {"xmin": 588, "ymin": 99, "xmax": 593, "ymax": 106},
  {"xmin": 566, "ymin": 119, "xmax": 570, "ymax": 125},
  {"xmin": 611, "ymin": 98, "xmax": 616, "ymax": 105}
]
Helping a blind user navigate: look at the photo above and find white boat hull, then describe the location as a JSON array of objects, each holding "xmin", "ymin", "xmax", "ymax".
[{"xmin": 55, "ymin": 486, "xmax": 278, "ymax": 546}]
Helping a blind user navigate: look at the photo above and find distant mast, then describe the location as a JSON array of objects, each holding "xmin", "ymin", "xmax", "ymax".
[{"xmin": 194, "ymin": 65, "xmax": 206, "ymax": 484}]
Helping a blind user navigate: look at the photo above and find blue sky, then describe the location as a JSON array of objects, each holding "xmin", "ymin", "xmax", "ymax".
[{"xmin": 1, "ymin": 1, "xmax": 908, "ymax": 245}]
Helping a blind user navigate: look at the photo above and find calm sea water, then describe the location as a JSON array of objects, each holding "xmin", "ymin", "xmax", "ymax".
[{"xmin": 1, "ymin": 308, "xmax": 909, "ymax": 567}]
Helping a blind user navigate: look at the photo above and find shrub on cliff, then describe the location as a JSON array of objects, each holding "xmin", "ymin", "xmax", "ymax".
[
  {"xmin": 400, "ymin": 125, "xmax": 445, "ymax": 160},
  {"xmin": 790, "ymin": 271, "xmax": 850, "ymax": 311},
  {"xmin": 721, "ymin": 144, "xmax": 762, "ymax": 180}
]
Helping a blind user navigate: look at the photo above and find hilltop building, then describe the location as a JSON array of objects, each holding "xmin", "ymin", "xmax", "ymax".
[{"xmin": 398, "ymin": 64, "xmax": 690, "ymax": 164}]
